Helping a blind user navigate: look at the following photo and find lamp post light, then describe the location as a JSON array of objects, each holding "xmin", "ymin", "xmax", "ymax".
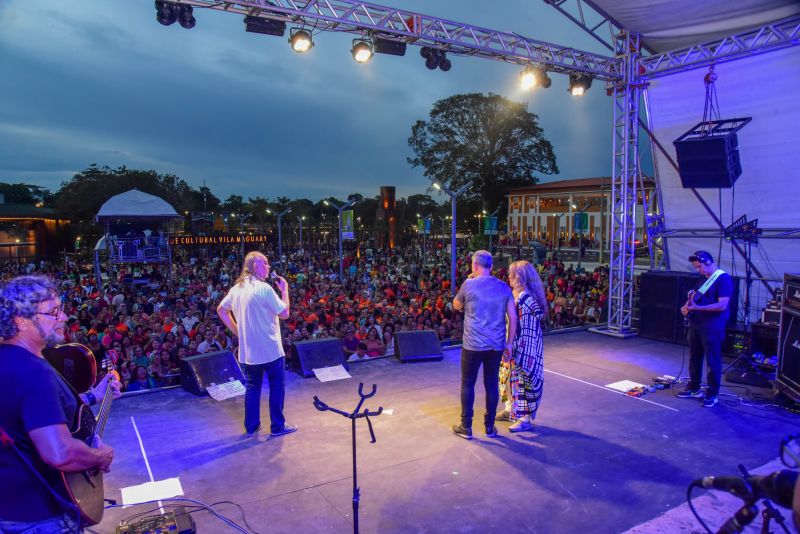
[
  {"xmin": 574, "ymin": 202, "xmax": 592, "ymax": 268},
  {"xmin": 323, "ymin": 198, "xmax": 357, "ymax": 283},
  {"xmin": 486, "ymin": 207, "xmax": 500, "ymax": 253},
  {"xmin": 432, "ymin": 181, "xmax": 472, "ymax": 297},
  {"xmin": 231, "ymin": 212, "xmax": 250, "ymax": 259},
  {"xmin": 417, "ymin": 213, "xmax": 432, "ymax": 266},
  {"xmin": 296, "ymin": 215, "xmax": 306, "ymax": 247},
  {"xmin": 267, "ymin": 207, "xmax": 293, "ymax": 271}
]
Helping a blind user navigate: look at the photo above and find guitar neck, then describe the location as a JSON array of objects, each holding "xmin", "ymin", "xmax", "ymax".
[{"xmin": 93, "ymin": 387, "xmax": 114, "ymax": 441}]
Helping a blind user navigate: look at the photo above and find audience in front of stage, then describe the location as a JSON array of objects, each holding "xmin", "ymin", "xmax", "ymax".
[{"xmin": 0, "ymin": 246, "xmax": 609, "ymax": 392}]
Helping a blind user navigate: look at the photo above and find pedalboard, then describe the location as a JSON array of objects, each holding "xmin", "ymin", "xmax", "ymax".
[{"xmin": 115, "ymin": 506, "xmax": 196, "ymax": 534}]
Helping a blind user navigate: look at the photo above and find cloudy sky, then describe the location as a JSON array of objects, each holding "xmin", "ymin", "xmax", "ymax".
[{"xmin": 0, "ymin": 0, "xmax": 619, "ymax": 202}]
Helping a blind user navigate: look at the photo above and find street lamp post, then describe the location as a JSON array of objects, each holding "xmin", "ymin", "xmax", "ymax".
[
  {"xmin": 417, "ymin": 213, "xmax": 432, "ymax": 266},
  {"xmin": 267, "ymin": 207, "xmax": 292, "ymax": 271},
  {"xmin": 432, "ymin": 181, "xmax": 472, "ymax": 297},
  {"xmin": 296, "ymin": 215, "xmax": 305, "ymax": 247},
  {"xmin": 574, "ymin": 202, "xmax": 592, "ymax": 268},
  {"xmin": 324, "ymin": 198, "xmax": 357, "ymax": 284},
  {"xmin": 486, "ymin": 207, "xmax": 500, "ymax": 253}
]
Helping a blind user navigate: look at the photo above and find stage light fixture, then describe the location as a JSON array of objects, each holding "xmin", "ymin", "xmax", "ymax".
[
  {"xmin": 374, "ymin": 37, "xmax": 406, "ymax": 56},
  {"xmin": 568, "ymin": 74, "xmax": 592, "ymax": 96},
  {"xmin": 520, "ymin": 66, "xmax": 552, "ymax": 90},
  {"xmin": 155, "ymin": 0, "xmax": 177, "ymax": 26},
  {"xmin": 420, "ymin": 47, "xmax": 451, "ymax": 71},
  {"xmin": 244, "ymin": 15, "xmax": 286, "ymax": 37},
  {"xmin": 351, "ymin": 39, "xmax": 374, "ymax": 63},
  {"xmin": 289, "ymin": 28, "xmax": 313, "ymax": 53},
  {"xmin": 177, "ymin": 5, "xmax": 195, "ymax": 29}
]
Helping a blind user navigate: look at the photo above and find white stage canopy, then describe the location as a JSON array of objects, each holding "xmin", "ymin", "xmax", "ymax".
[{"xmin": 95, "ymin": 189, "xmax": 181, "ymax": 222}]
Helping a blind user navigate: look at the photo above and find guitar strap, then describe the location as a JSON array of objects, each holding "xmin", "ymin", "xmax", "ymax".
[{"xmin": 697, "ymin": 269, "xmax": 725, "ymax": 295}]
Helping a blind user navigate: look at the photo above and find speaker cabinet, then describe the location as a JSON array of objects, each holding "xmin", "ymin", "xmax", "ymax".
[
  {"xmin": 291, "ymin": 338, "xmax": 348, "ymax": 378},
  {"xmin": 777, "ymin": 274, "xmax": 800, "ymax": 401},
  {"xmin": 638, "ymin": 271, "xmax": 739, "ymax": 344},
  {"xmin": 674, "ymin": 133, "xmax": 742, "ymax": 188},
  {"xmin": 394, "ymin": 331, "xmax": 443, "ymax": 363},
  {"xmin": 179, "ymin": 350, "xmax": 245, "ymax": 396}
]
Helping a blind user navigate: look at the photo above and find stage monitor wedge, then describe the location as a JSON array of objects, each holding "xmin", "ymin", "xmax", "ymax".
[
  {"xmin": 180, "ymin": 350, "xmax": 245, "ymax": 396},
  {"xmin": 394, "ymin": 331, "xmax": 443, "ymax": 363},
  {"xmin": 291, "ymin": 338, "xmax": 348, "ymax": 378}
]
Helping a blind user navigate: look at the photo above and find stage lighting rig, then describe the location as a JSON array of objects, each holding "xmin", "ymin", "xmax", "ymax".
[
  {"xmin": 420, "ymin": 47, "xmax": 451, "ymax": 71},
  {"xmin": 519, "ymin": 66, "xmax": 552, "ymax": 90},
  {"xmin": 374, "ymin": 37, "xmax": 406, "ymax": 57},
  {"xmin": 155, "ymin": 1, "xmax": 177, "ymax": 26},
  {"xmin": 351, "ymin": 38, "xmax": 374, "ymax": 63},
  {"xmin": 568, "ymin": 74, "xmax": 592, "ymax": 96},
  {"xmin": 244, "ymin": 15, "xmax": 286, "ymax": 37},
  {"xmin": 289, "ymin": 28, "xmax": 313, "ymax": 53}
]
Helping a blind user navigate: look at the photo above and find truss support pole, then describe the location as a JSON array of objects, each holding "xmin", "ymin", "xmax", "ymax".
[{"xmin": 591, "ymin": 30, "xmax": 640, "ymax": 339}]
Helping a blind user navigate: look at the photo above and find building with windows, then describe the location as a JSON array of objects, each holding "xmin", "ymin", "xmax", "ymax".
[
  {"xmin": 0, "ymin": 194, "xmax": 70, "ymax": 262},
  {"xmin": 506, "ymin": 177, "xmax": 655, "ymax": 248}
]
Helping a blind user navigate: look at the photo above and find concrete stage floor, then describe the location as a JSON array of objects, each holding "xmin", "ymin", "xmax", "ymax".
[{"xmin": 90, "ymin": 332, "xmax": 799, "ymax": 534}]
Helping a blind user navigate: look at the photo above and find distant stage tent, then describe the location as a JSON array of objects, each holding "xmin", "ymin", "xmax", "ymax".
[
  {"xmin": 95, "ymin": 189, "xmax": 181, "ymax": 222},
  {"xmin": 593, "ymin": 0, "xmax": 800, "ymax": 309}
]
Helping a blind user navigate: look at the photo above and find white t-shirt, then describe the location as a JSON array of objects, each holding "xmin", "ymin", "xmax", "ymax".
[{"xmin": 219, "ymin": 277, "xmax": 286, "ymax": 365}]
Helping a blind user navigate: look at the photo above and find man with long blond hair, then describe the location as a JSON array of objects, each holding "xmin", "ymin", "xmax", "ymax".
[
  {"xmin": 217, "ymin": 252, "xmax": 296, "ymax": 437},
  {"xmin": 497, "ymin": 260, "xmax": 546, "ymax": 432}
]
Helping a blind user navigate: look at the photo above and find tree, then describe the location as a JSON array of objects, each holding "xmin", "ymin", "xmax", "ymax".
[
  {"xmin": 408, "ymin": 93, "xmax": 559, "ymax": 212},
  {"xmin": 0, "ymin": 183, "xmax": 54, "ymax": 206}
]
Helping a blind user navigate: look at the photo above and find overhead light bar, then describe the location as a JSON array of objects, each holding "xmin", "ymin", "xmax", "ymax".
[
  {"xmin": 568, "ymin": 74, "xmax": 593, "ymax": 96},
  {"xmin": 374, "ymin": 37, "xmax": 406, "ymax": 56},
  {"xmin": 351, "ymin": 39, "xmax": 374, "ymax": 63},
  {"xmin": 289, "ymin": 28, "xmax": 313, "ymax": 53},
  {"xmin": 244, "ymin": 15, "xmax": 286, "ymax": 37}
]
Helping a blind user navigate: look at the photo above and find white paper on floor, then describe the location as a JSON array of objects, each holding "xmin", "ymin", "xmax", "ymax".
[
  {"xmin": 383, "ymin": 409, "xmax": 394, "ymax": 415},
  {"xmin": 605, "ymin": 379, "xmax": 646, "ymax": 393},
  {"xmin": 313, "ymin": 365, "xmax": 352, "ymax": 382},
  {"xmin": 121, "ymin": 477, "xmax": 184, "ymax": 505},
  {"xmin": 207, "ymin": 380, "xmax": 245, "ymax": 401}
]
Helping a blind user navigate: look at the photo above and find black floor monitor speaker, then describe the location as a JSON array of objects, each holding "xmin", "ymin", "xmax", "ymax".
[
  {"xmin": 179, "ymin": 350, "xmax": 245, "ymax": 396},
  {"xmin": 394, "ymin": 331, "xmax": 443, "ymax": 363},
  {"xmin": 674, "ymin": 133, "xmax": 742, "ymax": 188},
  {"xmin": 291, "ymin": 338, "xmax": 348, "ymax": 378}
]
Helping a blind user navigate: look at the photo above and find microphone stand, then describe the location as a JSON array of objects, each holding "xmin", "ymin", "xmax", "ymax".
[
  {"xmin": 737, "ymin": 464, "xmax": 791, "ymax": 534},
  {"xmin": 313, "ymin": 383, "xmax": 383, "ymax": 534}
]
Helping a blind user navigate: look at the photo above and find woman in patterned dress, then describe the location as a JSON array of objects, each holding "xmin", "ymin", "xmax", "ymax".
[{"xmin": 498, "ymin": 260, "xmax": 546, "ymax": 432}]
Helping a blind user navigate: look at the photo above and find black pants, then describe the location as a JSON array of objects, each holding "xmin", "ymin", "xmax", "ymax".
[
  {"xmin": 460, "ymin": 348, "xmax": 502, "ymax": 429},
  {"xmin": 687, "ymin": 325, "xmax": 724, "ymax": 398}
]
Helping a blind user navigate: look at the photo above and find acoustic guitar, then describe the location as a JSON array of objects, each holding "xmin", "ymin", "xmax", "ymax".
[{"xmin": 44, "ymin": 343, "xmax": 118, "ymax": 526}]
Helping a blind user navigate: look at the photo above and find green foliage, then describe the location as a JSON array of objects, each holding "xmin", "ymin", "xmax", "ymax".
[
  {"xmin": 0, "ymin": 183, "xmax": 54, "ymax": 205},
  {"xmin": 408, "ymin": 92, "xmax": 559, "ymax": 211}
]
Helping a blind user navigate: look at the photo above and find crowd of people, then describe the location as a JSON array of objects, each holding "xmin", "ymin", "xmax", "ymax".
[{"xmin": 0, "ymin": 245, "xmax": 609, "ymax": 392}]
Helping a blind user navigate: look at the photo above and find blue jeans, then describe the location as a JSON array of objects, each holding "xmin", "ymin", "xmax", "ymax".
[
  {"xmin": 687, "ymin": 325, "xmax": 724, "ymax": 398},
  {"xmin": 244, "ymin": 358, "xmax": 286, "ymax": 434},
  {"xmin": 0, "ymin": 512, "xmax": 80, "ymax": 533},
  {"xmin": 460, "ymin": 349, "xmax": 502, "ymax": 429}
]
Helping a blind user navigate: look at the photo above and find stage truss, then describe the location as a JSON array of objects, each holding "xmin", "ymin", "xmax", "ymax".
[{"xmin": 151, "ymin": 0, "xmax": 800, "ymax": 334}]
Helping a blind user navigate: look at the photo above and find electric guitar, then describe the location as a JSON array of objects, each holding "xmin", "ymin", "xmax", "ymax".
[{"xmin": 683, "ymin": 289, "xmax": 699, "ymax": 326}]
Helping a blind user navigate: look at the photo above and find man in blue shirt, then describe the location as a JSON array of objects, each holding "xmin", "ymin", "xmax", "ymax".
[
  {"xmin": 452, "ymin": 250, "xmax": 518, "ymax": 439},
  {"xmin": 678, "ymin": 251, "xmax": 734, "ymax": 408}
]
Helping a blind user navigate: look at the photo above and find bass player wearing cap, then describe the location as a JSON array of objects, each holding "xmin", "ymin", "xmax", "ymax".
[{"xmin": 678, "ymin": 251, "xmax": 734, "ymax": 408}]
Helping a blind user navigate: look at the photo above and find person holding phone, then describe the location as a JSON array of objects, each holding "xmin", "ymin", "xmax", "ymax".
[{"xmin": 217, "ymin": 252, "xmax": 296, "ymax": 437}]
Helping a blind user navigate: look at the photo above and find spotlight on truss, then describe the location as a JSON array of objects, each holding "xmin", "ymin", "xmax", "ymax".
[
  {"xmin": 568, "ymin": 74, "xmax": 592, "ymax": 96},
  {"xmin": 351, "ymin": 39, "xmax": 374, "ymax": 63},
  {"xmin": 155, "ymin": 0, "xmax": 177, "ymax": 26},
  {"xmin": 289, "ymin": 28, "xmax": 313, "ymax": 53}
]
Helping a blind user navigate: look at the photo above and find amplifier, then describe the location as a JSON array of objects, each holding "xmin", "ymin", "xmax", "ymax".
[
  {"xmin": 762, "ymin": 308, "xmax": 782, "ymax": 325},
  {"xmin": 785, "ymin": 274, "xmax": 800, "ymax": 312}
]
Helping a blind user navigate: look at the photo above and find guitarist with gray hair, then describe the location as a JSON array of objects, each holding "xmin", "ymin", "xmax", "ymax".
[
  {"xmin": 678, "ymin": 251, "xmax": 734, "ymax": 408},
  {"xmin": 0, "ymin": 275, "xmax": 118, "ymax": 533}
]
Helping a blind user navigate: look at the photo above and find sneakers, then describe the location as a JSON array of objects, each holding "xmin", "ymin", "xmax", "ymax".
[
  {"xmin": 676, "ymin": 388, "xmax": 704, "ymax": 399},
  {"xmin": 495, "ymin": 411, "xmax": 512, "ymax": 422},
  {"xmin": 702, "ymin": 396, "xmax": 718, "ymax": 408},
  {"xmin": 245, "ymin": 424, "xmax": 262, "ymax": 437},
  {"xmin": 270, "ymin": 424, "xmax": 298, "ymax": 437},
  {"xmin": 485, "ymin": 426, "xmax": 499, "ymax": 438},
  {"xmin": 452, "ymin": 424, "xmax": 473, "ymax": 440},
  {"xmin": 509, "ymin": 420, "xmax": 534, "ymax": 433}
]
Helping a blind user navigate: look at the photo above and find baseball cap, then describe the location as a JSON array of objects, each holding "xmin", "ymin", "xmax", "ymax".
[{"xmin": 688, "ymin": 250, "xmax": 714, "ymax": 265}]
